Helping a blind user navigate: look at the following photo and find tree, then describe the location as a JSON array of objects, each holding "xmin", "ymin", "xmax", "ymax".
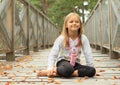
[
  {"xmin": 29, "ymin": 0, "xmax": 48, "ymax": 15},
  {"xmin": 40, "ymin": 0, "xmax": 48, "ymax": 14},
  {"xmin": 29, "ymin": 0, "xmax": 41, "ymax": 9},
  {"xmin": 29, "ymin": 0, "xmax": 98, "ymax": 29},
  {"xmin": 47, "ymin": 0, "xmax": 98, "ymax": 28}
]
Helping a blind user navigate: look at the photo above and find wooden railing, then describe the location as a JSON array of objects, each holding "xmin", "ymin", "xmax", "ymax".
[
  {"xmin": 0, "ymin": 0, "xmax": 59, "ymax": 61},
  {"xmin": 84, "ymin": 0, "xmax": 120, "ymax": 58}
]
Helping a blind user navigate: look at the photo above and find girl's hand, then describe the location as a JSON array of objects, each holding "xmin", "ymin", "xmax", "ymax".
[
  {"xmin": 47, "ymin": 67, "xmax": 57, "ymax": 77},
  {"xmin": 47, "ymin": 70, "xmax": 54, "ymax": 77}
]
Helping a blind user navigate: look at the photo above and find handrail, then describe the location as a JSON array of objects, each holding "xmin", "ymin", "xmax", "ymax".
[
  {"xmin": 84, "ymin": 0, "xmax": 120, "ymax": 59},
  {"xmin": 0, "ymin": 0, "xmax": 60, "ymax": 61}
]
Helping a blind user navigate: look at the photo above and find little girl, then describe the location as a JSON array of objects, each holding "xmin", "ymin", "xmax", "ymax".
[{"xmin": 37, "ymin": 12, "xmax": 96, "ymax": 77}]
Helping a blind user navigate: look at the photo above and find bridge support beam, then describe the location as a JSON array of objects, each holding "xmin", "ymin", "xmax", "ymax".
[
  {"xmin": 110, "ymin": 51, "xmax": 120, "ymax": 59},
  {"xmin": 101, "ymin": 47, "xmax": 109, "ymax": 54},
  {"xmin": 34, "ymin": 46, "xmax": 39, "ymax": 52},
  {"xmin": 95, "ymin": 45, "xmax": 101, "ymax": 50},
  {"xmin": 23, "ymin": 48, "xmax": 30, "ymax": 55},
  {"xmin": 6, "ymin": 52, "xmax": 15, "ymax": 61},
  {"xmin": 90, "ymin": 44, "xmax": 95, "ymax": 48}
]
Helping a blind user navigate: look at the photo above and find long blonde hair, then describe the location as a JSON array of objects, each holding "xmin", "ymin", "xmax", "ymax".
[{"xmin": 61, "ymin": 12, "xmax": 83, "ymax": 47}]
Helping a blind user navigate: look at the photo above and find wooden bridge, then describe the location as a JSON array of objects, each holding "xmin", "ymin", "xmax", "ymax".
[
  {"xmin": 0, "ymin": 0, "xmax": 120, "ymax": 85},
  {"xmin": 0, "ymin": 48, "xmax": 120, "ymax": 85}
]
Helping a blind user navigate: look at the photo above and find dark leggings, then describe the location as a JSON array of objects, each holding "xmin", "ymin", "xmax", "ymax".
[{"xmin": 56, "ymin": 59, "xmax": 96, "ymax": 78}]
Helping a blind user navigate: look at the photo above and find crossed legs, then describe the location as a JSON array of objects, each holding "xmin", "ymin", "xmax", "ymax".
[{"xmin": 37, "ymin": 59, "xmax": 96, "ymax": 77}]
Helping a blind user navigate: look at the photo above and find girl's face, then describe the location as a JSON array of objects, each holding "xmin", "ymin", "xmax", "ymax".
[{"xmin": 66, "ymin": 15, "xmax": 81, "ymax": 32}]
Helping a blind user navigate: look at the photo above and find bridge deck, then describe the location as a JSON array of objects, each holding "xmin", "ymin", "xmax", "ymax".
[{"xmin": 0, "ymin": 48, "xmax": 120, "ymax": 85}]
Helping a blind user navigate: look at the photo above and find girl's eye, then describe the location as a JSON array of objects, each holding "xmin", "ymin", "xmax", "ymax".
[
  {"xmin": 69, "ymin": 21, "xmax": 73, "ymax": 23},
  {"xmin": 75, "ymin": 21, "xmax": 79, "ymax": 23},
  {"xmin": 69, "ymin": 21, "xmax": 79, "ymax": 23}
]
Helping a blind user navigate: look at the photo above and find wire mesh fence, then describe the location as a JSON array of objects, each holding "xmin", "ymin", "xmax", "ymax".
[
  {"xmin": 84, "ymin": 0, "xmax": 120, "ymax": 58},
  {"xmin": 0, "ymin": 0, "xmax": 59, "ymax": 60}
]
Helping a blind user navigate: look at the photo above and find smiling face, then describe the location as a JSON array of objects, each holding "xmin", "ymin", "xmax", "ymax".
[
  {"xmin": 66, "ymin": 15, "xmax": 81, "ymax": 32},
  {"xmin": 61, "ymin": 12, "xmax": 83, "ymax": 47}
]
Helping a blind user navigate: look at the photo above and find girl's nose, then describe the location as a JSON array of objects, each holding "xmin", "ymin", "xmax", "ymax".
[{"xmin": 73, "ymin": 22, "xmax": 76, "ymax": 24}]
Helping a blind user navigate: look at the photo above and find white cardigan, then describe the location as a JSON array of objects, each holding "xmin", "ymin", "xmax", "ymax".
[{"xmin": 47, "ymin": 34, "xmax": 94, "ymax": 70}]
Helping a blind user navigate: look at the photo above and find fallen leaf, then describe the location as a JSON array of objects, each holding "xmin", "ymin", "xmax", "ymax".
[
  {"xmin": 111, "ymin": 69, "xmax": 115, "ymax": 71},
  {"xmin": 99, "ymin": 69, "xmax": 105, "ymax": 72},
  {"xmin": 5, "ymin": 65, "xmax": 13, "ymax": 70},
  {"xmin": 5, "ymin": 82, "xmax": 9, "ymax": 85},
  {"xmin": 33, "ymin": 66, "xmax": 37, "ymax": 73},
  {"xmin": 0, "ymin": 71, "xmax": 3, "ymax": 75},
  {"xmin": 9, "ymin": 74, "xmax": 16, "ymax": 80},
  {"xmin": 2, "ymin": 72, "xmax": 9, "ymax": 76},
  {"xmin": 96, "ymin": 73, "xmax": 102, "ymax": 76},
  {"xmin": 21, "ymin": 76, "xmax": 28, "ymax": 82},
  {"xmin": 83, "ymin": 76, "xmax": 89, "ymax": 79},
  {"xmin": 48, "ymin": 78, "xmax": 54, "ymax": 83},
  {"xmin": 112, "ymin": 76, "xmax": 119, "ymax": 80},
  {"xmin": 77, "ymin": 78, "xmax": 82, "ymax": 82},
  {"xmin": 54, "ymin": 80, "xmax": 61, "ymax": 84},
  {"xmin": 118, "ymin": 64, "xmax": 120, "ymax": 67}
]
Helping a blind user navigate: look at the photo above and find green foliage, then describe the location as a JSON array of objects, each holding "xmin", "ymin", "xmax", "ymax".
[
  {"xmin": 48, "ymin": 0, "xmax": 76, "ymax": 27},
  {"xmin": 29, "ymin": 0, "xmax": 98, "ymax": 29},
  {"xmin": 87, "ymin": 0, "xmax": 98, "ymax": 12},
  {"xmin": 47, "ymin": 0, "xmax": 98, "ymax": 28},
  {"xmin": 29, "ymin": 0, "xmax": 41, "ymax": 9}
]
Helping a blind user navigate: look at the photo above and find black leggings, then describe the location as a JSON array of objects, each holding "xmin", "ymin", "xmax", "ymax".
[{"xmin": 56, "ymin": 59, "xmax": 96, "ymax": 78}]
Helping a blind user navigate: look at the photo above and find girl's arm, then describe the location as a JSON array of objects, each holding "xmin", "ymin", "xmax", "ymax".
[
  {"xmin": 81, "ymin": 35, "xmax": 94, "ymax": 67},
  {"xmin": 47, "ymin": 35, "xmax": 63, "ymax": 70}
]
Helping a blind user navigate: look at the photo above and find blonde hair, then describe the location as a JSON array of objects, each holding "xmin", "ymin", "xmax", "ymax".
[{"xmin": 61, "ymin": 12, "xmax": 83, "ymax": 47}]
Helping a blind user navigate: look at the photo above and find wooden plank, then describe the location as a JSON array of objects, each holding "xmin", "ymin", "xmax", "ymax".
[{"xmin": 0, "ymin": 48, "xmax": 120, "ymax": 85}]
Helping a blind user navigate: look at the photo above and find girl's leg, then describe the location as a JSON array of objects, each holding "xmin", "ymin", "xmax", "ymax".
[
  {"xmin": 73, "ymin": 63, "xmax": 96, "ymax": 77},
  {"xmin": 56, "ymin": 59, "xmax": 74, "ymax": 77},
  {"xmin": 72, "ymin": 70, "xmax": 79, "ymax": 77}
]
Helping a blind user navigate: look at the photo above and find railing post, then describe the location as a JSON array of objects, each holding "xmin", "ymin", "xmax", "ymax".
[
  {"xmin": 99, "ymin": 1, "xmax": 105, "ymax": 54},
  {"xmin": 99, "ymin": 2, "xmax": 103, "ymax": 51},
  {"xmin": 41, "ymin": 15, "xmax": 45, "ymax": 49},
  {"xmin": 23, "ymin": 3, "xmax": 30, "ymax": 55},
  {"xmin": 92, "ymin": 12, "xmax": 96, "ymax": 48},
  {"xmin": 46, "ymin": 21, "xmax": 49, "ymax": 48},
  {"xmin": 6, "ymin": 0, "xmax": 15, "ymax": 61},
  {"xmin": 108, "ymin": 0, "xmax": 118, "ymax": 59},
  {"xmin": 34, "ymin": 12, "xmax": 39, "ymax": 52},
  {"xmin": 108, "ymin": 0, "xmax": 113, "ymax": 59},
  {"xmin": 94, "ymin": 11, "xmax": 98, "ymax": 50}
]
